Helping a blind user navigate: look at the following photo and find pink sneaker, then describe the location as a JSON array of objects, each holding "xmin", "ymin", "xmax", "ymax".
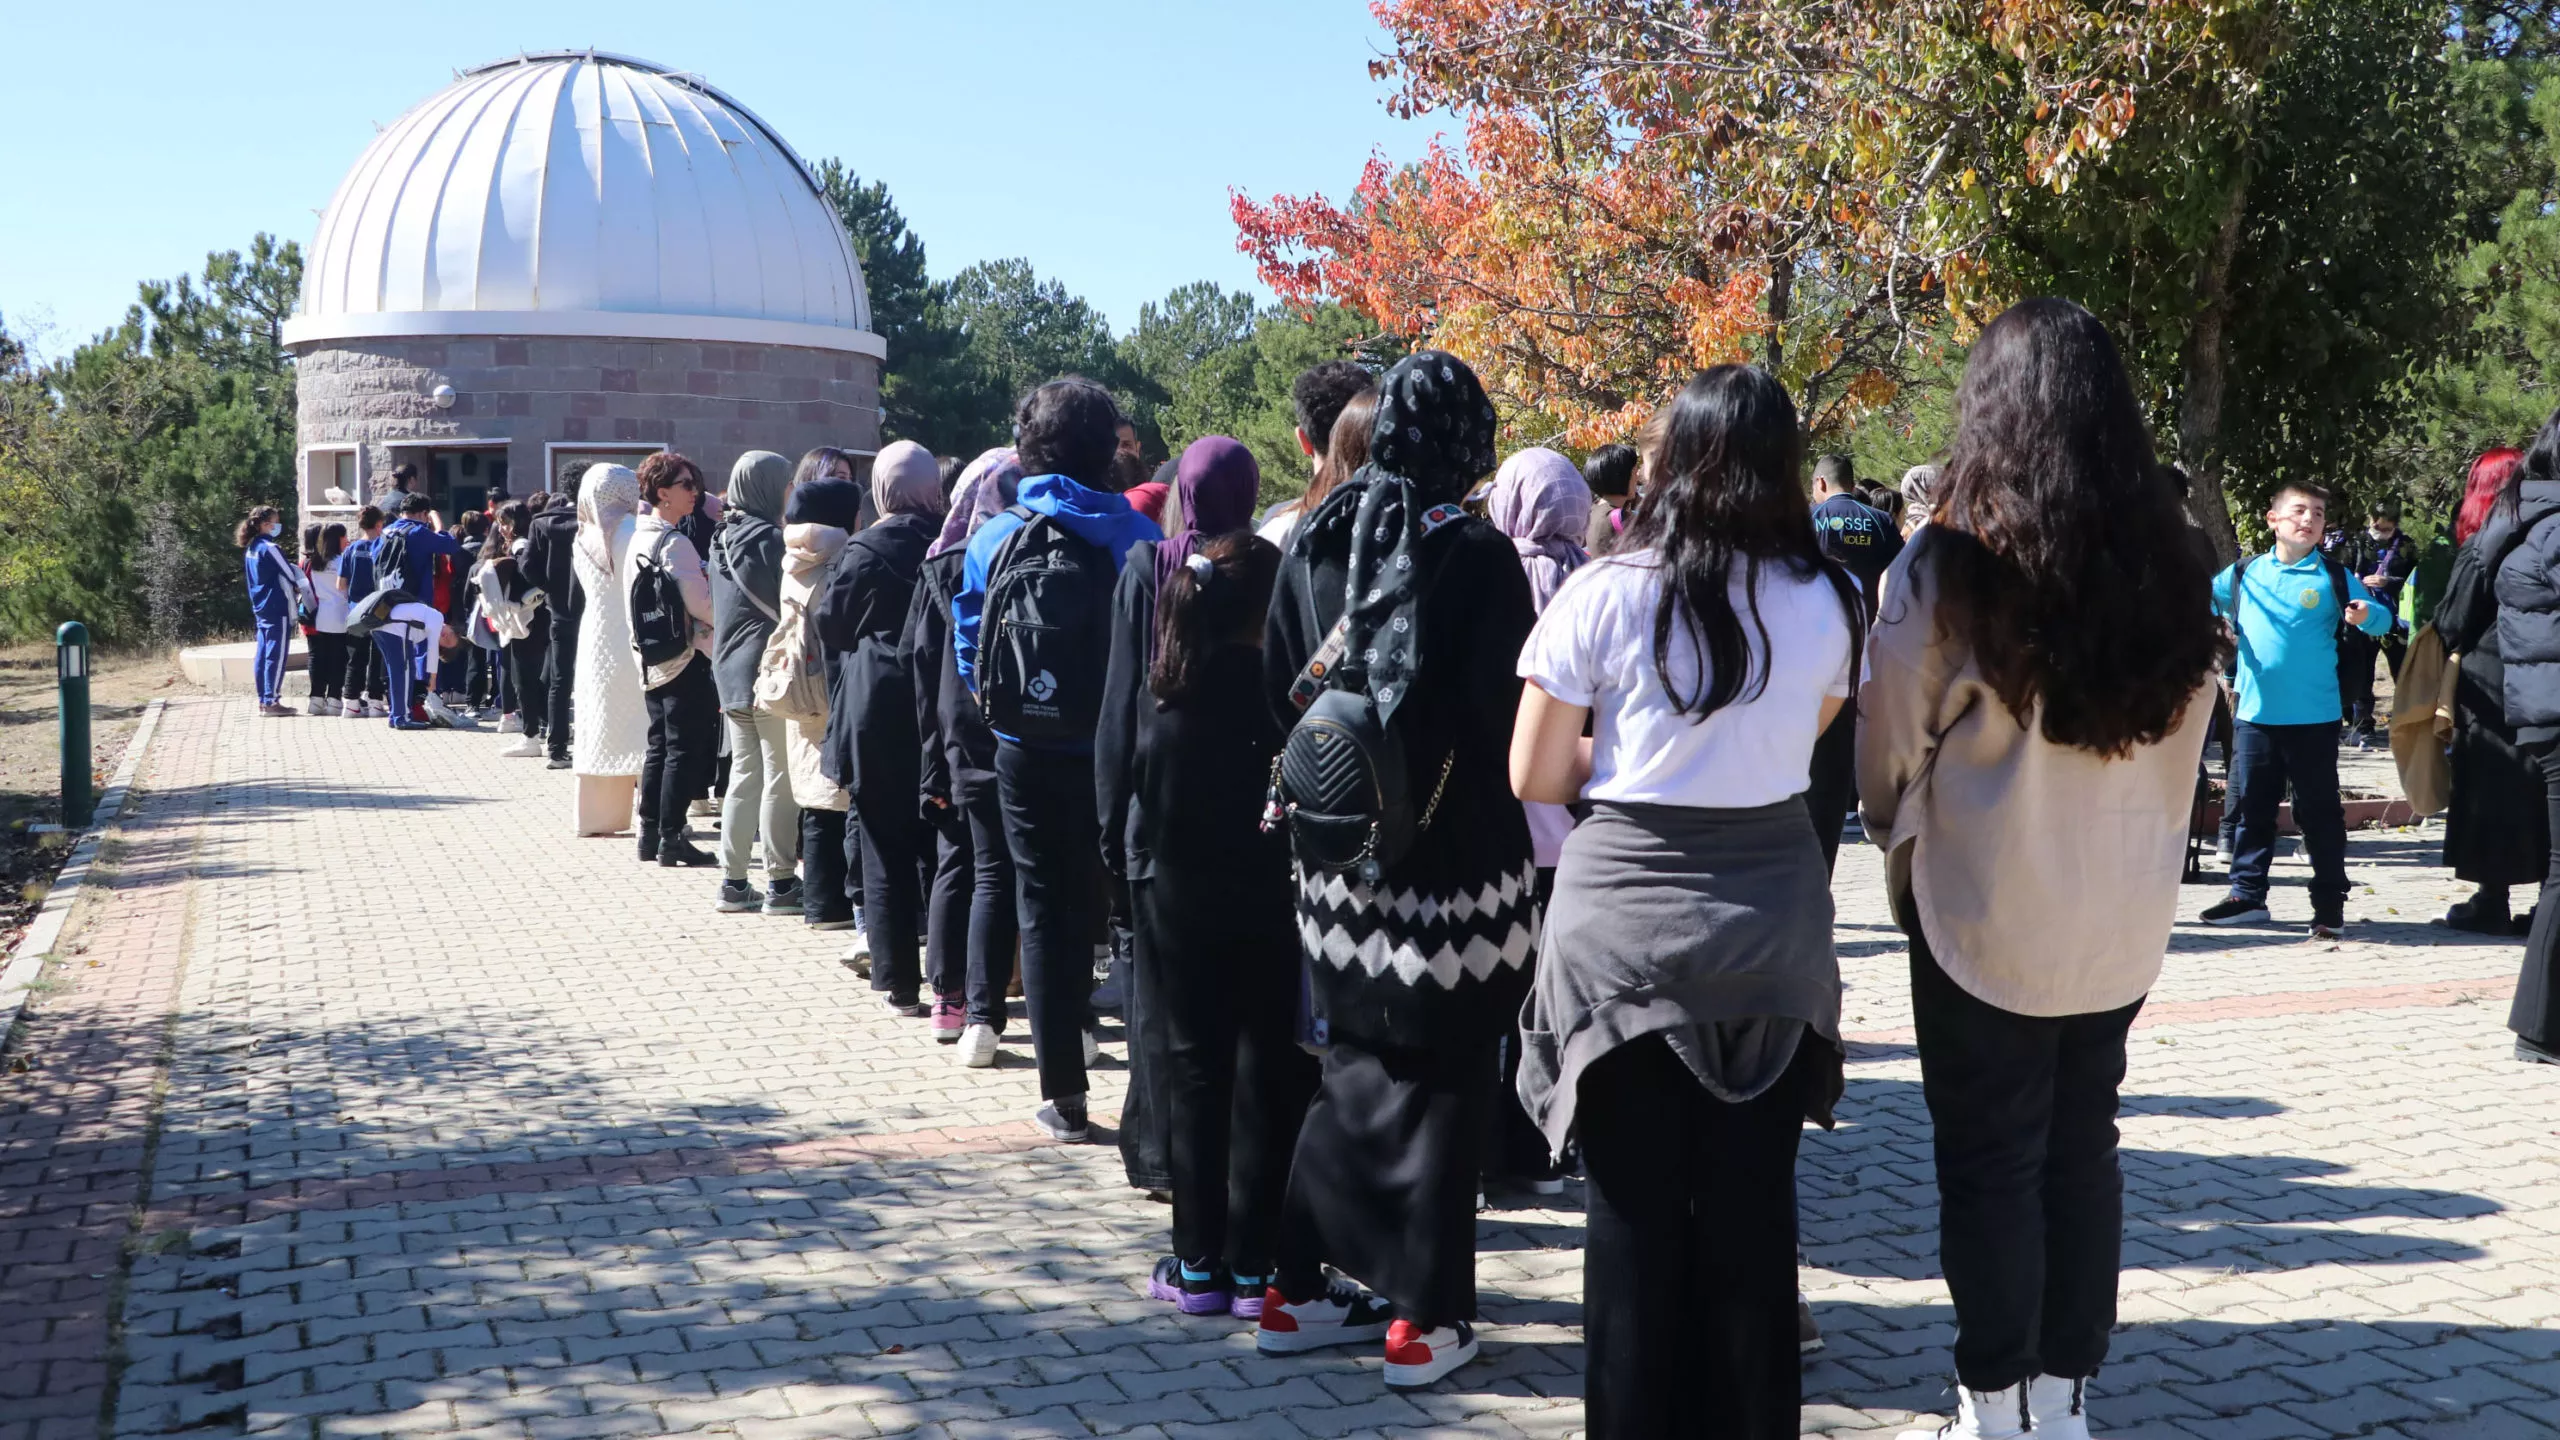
[{"xmin": 932, "ymin": 995, "xmax": 966, "ymax": 1043}]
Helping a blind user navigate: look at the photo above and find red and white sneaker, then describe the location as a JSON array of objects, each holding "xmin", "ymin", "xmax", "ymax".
[
  {"xmin": 1254, "ymin": 1277, "xmax": 1393, "ymax": 1354},
  {"xmin": 1382, "ymin": 1319, "xmax": 1478, "ymax": 1387}
]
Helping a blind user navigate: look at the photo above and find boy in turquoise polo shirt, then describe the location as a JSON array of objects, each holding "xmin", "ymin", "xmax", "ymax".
[{"xmin": 2205, "ymin": 482, "xmax": 2394, "ymax": 938}]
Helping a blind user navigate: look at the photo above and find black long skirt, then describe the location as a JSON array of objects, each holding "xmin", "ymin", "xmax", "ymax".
[
  {"xmin": 2447, "ymin": 676, "xmax": 2551, "ymax": 888},
  {"xmin": 1279, "ymin": 1031, "xmax": 1494, "ymax": 1328}
]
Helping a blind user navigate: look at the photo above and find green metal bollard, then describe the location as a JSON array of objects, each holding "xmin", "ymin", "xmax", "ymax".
[{"xmin": 57, "ymin": 620, "xmax": 92, "ymax": 828}]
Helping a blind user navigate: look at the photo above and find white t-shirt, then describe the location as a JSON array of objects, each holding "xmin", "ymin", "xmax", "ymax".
[{"xmin": 1517, "ymin": 552, "xmax": 1854, "ymax": 808}]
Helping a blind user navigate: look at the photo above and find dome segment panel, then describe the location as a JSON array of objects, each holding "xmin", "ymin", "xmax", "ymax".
[{"xmin": 284, "ymin": 52, "xmax": 881, "ymax": 357}]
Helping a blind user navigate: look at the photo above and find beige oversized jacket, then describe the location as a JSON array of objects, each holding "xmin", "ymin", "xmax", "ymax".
[{"xmin": 1857, "ymin": 532, "xmax": 2213, "ymax": 1018}]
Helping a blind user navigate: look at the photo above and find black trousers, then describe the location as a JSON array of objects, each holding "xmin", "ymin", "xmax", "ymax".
[
  {"xmin": 802, "ymin": 807, "xmax": 851, "ymax": 926},
  {"xmin": 2507, "ymin": 741, "xmax": 2560, "ymax": 1049},
  {"xmin": 546, "ymin": 608, "xmax": 578, "ymax": 760},
  {"xmin": 925, "ymin": 803, "xmax": 971, "ymax": 1001},
  {"xmin": 639, "ymin": 658, "xmax": 719, "ymax": 835},
  {"xmin": 1804, "ymin": 697, "xmax": 1857, "ymax": 877},
  {"xmin": 1136, "ymin": 875, "xmax": 1317, "ymax": 1276},
  {"xmin": 347, "ymin": 628, "xmax": 385, "ymax": 701},
  {"xmin": 853, "ymin": 779, "xmax": 935, "ymax": 1004},
  {"xmin": 1582, "ymin": 1033, "xmax": 1810, "ymax": 1440},
  {"xmin": 506, "ymin": 632, "xmax": 549, "ymax": 740},
  {"xmin": 1906, "ymin": 904, "xmax": 2142, "ymax": 1391},
  {"xmin": 995, "ymin": 741, "xmax": 1097, "ymax": 1101},
  {"xmin": 956, "ymin": 780, "xmax": 1019, "ymax": 1029},
  {"xmin": 2336, "ymin": 629, "xmax": 2407, "ymax": 733},
  {"xmin": 306, "ymin": 631, "xmax": 351, "ymax": 702},
  {"xmin": 2227, "ymin": 720, "xmax": 2349, "ymax": 912}
]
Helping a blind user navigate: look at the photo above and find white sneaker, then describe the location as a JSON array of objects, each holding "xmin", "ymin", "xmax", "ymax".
[
  {"xmin": 1032, "ymin": 1099, "xmax": 1089, "ymax": 1142},
  {"xmin": 305, "ymin": 699, "xmax": 337, "ymax": 717},
  {"xmin": 1082, "ymin": 1029, "xmax": 1101, "ymax": 1068},
  {"xmin": 958, "ymin": 1024, "xmax": 999, "ymax": 1069},
  {"xmin": 1383, "ymin": 1319, "xmax": 1478, "ymax": 1388},
  {"xmin": 1255, "ymin": 1275, "xmax": 1393, "ymax": 1354},
  {"xmin": 498, "ymin": 735, "xmax": 545, "ymax": 758},
  {"xmin": 2028, "ymin": 1375, "xmax": 2094, "ymax": 1440},
  {"xmin": 422, "ymin": 692, "xmax": 470, "ymax": 728},
  {"xmin": 345, "ymin": 701, "xmax": 371, "ymax": 719},
  {"xmin": 1897, "ymin": 1383, "xmax": 2032, "ymax": 1440},
  {"xmin": 496, "ymin": 712, "xmax": 524, "ymax": 734}
]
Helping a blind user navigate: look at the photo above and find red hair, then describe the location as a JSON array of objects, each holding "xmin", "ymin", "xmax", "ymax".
[{"xmin": 2458, "ymin": 448, "xmax": 2522, "ymax": 545}]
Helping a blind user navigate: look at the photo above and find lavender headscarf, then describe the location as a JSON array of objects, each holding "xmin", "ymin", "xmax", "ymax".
[
  {"xmin": 1486, "ymin": 447, "xmax": 1593, "ymax": 609},
  {"xmin": 928, "ymin": 448, "xmax": 1024, "ymax": 558},
  {"xmin": 873, "ymin": 440, "xmax": 947, "ymax": 521},
  {"xmin": 1152, "ymin": 436, "xmax": 1261, "ymax": 595}
]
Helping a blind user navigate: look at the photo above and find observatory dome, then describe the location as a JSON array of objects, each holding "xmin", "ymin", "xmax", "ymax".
[{"xmin": 282, "ymin": 51, "xmax": 878, "ymax": 355}]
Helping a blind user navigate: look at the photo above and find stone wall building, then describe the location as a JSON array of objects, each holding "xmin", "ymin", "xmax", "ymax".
[{"xmin": 281, "ymin": 51, "xmax": 883, "ymax": 521}]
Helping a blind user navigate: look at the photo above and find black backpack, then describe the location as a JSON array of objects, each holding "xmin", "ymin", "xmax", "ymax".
[
  {"xmin": 977, "ymin": 508, "xmax": 1116, "ymax": 741},
  {"xmin": 628, "ymin": 530, "xmax": 694, "ymax": 670},
  {"xmin": 370, "ymin": 525, "xmax": 411, "ymax": 602},
  {"xmin": 1267, "ymin": 489, "xmax": 1462, "ymax": 883}
]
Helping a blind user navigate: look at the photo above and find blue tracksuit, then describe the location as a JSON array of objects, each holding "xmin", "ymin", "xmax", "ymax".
[
  {"xmin": 243, "ymin": 534, "xmax": 297, "ymax": 705},
  {"xmin": 380, "ymin": 516, "xmax": 464, "ymax": 605}
]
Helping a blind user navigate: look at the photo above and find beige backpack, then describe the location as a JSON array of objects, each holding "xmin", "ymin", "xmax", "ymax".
[{"xmin": 753, "ymin": 590, "xmax": 828, "ymax": 722}]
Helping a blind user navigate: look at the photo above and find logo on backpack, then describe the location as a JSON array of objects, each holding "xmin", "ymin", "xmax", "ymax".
[{"xmin": 978, "ymin": 508, "xmax": 1113, "ymax": 742}]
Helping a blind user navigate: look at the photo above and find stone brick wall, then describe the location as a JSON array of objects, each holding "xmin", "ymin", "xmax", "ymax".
[{"xmin": 292, "ymin": 334, "xmax": 882, "ymax": 502}]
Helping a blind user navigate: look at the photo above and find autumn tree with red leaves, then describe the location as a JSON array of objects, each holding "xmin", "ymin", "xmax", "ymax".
[{"xmin": 1233, "ymin": 0, "xmax": 2263, "ymax": 448}]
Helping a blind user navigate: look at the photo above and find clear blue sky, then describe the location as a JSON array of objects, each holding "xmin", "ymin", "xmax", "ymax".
[{"xmin": 2, "ymin": 1, "xmax": 1434, "ymax": 359}]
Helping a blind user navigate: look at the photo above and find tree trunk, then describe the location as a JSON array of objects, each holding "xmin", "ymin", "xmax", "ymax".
[
  {"xmin": 1765, "ymin": 255, "xmax": 1791, "ymax": 374},
  {"xmin": 2176, "ymin": 167, "xmax": 2250, "ymax": 566}
]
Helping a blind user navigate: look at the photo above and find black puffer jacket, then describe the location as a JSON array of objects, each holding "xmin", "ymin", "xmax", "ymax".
[
  {"xmin": 2492, "ymin": 477, "xmax": 2560, "ymax": 744},
  {"xmin": 708, "ymin": 509, "xmax": 784, "ymax": 714},
  {"xmin": 817, "ymin": 511, "xmax": 935, "ymax": 797}
]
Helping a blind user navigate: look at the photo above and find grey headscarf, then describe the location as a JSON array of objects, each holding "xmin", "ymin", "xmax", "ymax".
[
  {"xmin": 727, "ymin": 451, "xmax": 792, "ymax": 524},
  {"xmin": 872, "ymin": 440, "xmax": 947, "ymax": 521}
]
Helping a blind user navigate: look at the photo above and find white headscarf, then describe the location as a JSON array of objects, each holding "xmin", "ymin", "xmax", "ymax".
[{"xmin": 576, "ymin": 465, "xmax": 641, "ymax": 576}]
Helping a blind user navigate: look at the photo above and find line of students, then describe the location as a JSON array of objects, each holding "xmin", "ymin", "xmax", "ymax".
[{"xmin": 232, "ymin": 299, "xmax": 2244, "ymax": 1432}]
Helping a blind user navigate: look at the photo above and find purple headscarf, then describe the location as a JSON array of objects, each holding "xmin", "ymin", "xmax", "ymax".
[
  {"xmin": 1486, "ymin": 447, "xmax": 1593, "ymax": 610},
  {"xmin": 1151, "ymin": 436, "xmax": 1261, "ymax": 595},
  {"xmin": 929, "ymin": 447, "xmax": 1023, "ymax": 559}
]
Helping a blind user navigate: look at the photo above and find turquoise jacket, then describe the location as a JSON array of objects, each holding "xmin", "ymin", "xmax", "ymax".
[{"xmin": 2211, "ymin": 550, "xmax": 2392, "ymax": 725}]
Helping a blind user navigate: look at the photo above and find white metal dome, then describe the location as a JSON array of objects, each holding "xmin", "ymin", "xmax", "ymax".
[{"xmin": 283, "ymin": 51, "xmax": 881, "ymax": 357}]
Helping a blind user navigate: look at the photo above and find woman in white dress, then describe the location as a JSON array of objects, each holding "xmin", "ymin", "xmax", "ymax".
[{"xmin": 571, "ymin": 464, "xmax": 650, "ymax": 834}]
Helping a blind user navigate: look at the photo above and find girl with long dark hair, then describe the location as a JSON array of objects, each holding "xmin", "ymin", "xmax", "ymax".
[
  {"xmin": 237, "ymin": 504, "xmax": 303, "ymax": 716},
  {"xmin": 1098, "ymin": 439, "xmax": 1317, "ymax": 1321},
  {"xmin": 303, "ymin": 523, "xmax": 353, "ymax": 716},
  {"xmin": 1860, "ymin": 299, "xmax": 2220, "ymax": 1440},
  {"xmin": 1511, "ymin": 367, "xmax": 1861, "ymax": 1438}
]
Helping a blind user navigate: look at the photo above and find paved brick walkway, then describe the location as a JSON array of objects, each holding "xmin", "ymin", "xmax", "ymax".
[{"xmin": 3, "ymin": 697, "xmax": 2555, "ymax": 1440}]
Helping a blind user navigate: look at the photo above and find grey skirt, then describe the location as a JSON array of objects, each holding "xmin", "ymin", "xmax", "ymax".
[{"xmin": 1516, "ymin": 798, "xmax": 1842, "ymax": 1155}]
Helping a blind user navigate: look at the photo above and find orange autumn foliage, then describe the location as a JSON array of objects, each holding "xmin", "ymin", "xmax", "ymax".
[{"xmin": 1233, "ymin": 0, "xmax": 2261, "ymax": 446}]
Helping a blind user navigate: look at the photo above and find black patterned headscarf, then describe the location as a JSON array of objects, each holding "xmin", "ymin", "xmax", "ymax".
[{"xmin": 1294, "ymin": 351, "xmax": 1500, "ymax": 727}]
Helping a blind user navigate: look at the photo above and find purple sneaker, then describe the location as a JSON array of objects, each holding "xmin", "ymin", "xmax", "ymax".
[
  {"xmin": 1228, "ymin": 1273, "xmax": 1270, "ymax": 1321},
  {"xmin": 1148, "ymin": 1256, "xmax": 1232, "ymax": 1316}
]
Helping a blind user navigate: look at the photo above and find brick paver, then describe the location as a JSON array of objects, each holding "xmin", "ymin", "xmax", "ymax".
[{"xmin": 3, "ymin": 700, "xmax": 2554, "ymax": 1439}]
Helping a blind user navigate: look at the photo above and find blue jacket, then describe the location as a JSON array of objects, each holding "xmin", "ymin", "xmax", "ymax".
[
  {"xmin": 344, "ymin": 537, "xmax": 379, "ymax": 602},
  {"xmin": 953, "ymin": 474, "xmax": 1162, "ymax": 747},
  {"xmin": 2212, "ymin": 549, "xmax": 2392, "ymax": 725},
  {"xmin": 243, "ymin": 536, "xmax": 296, "ymax": 618},
  {"xmin": 381, "ymin": 516, "xmax": 464, "ymax": 605}
]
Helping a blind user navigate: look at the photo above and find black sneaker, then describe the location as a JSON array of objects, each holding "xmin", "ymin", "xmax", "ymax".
[
  {"xmin": 716, "ymin": 880, "xmax": 760, "ymax": 913},
  {"xmin": 763, "ymin": 878, "xmax": 804, "ymax": 915},
  {"xmin": 546, "ymin": 756, "xmax": 572, "ymax": 770},
  {"xmin": 2201, "ymin": 895, "xmax": 2270, "ymax": 926},
  {"xmin": 2310, "ymin": 909, "xmax": 2346, "ymax": 942},
  {"xmin": 1256, "ymin": 1275, "xmax": 1394, "ymax": 1354},
  {"xmin": 1147, "ymin": 1256, "xmax": 1233, "ymax": 1316}
]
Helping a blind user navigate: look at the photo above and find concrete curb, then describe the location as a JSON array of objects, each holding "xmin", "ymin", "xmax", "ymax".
[{"xmin": 0, "ymin": 696, "xmax": 168, "ymax": 1043}]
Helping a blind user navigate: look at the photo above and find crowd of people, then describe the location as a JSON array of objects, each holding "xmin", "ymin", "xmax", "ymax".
[{"xmin": 230, "ymin": 294, "xmax": 2560, "ymax": 1440}]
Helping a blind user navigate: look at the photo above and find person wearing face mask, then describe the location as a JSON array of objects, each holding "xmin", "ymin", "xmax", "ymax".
[{"xmin": 238, "ymin": 505, "xmax": 309, "ymax": 717}]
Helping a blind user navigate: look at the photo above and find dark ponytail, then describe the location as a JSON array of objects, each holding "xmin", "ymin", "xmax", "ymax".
[
  {"xmin": 236, "ymin": 504, "xmax": 282, "ymax": 550},
  {"xmin": 1150, "ymin": 531, "xmax": 1279, "ymax": 704}
]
